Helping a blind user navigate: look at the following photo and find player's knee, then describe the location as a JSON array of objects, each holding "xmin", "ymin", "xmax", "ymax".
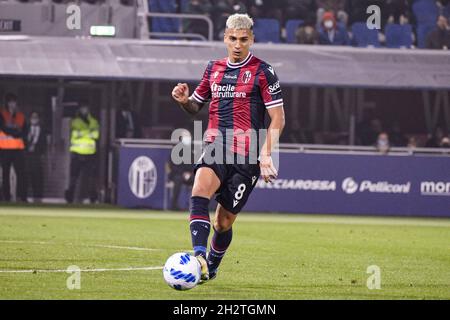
[
  {"xmin": 191, "ymin": 184, "xmax": 213, "ymax": 199},
  {"xmin": 213, "ymin": 219, "xmax": 232, "ymax": 233}
]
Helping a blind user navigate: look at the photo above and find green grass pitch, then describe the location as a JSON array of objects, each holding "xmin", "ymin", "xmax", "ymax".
[{"xmin": 0, "ymin": 206, "xmax": 449, "ymax": 300}]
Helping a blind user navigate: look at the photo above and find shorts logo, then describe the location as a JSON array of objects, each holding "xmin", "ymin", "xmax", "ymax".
[
  {"xmin": 242, "ymin": 71, "xmax": 252, "ymax": 84},
  {"xmin": 128, "ymin": 156, "xmax": 157, "ymax": 199}
]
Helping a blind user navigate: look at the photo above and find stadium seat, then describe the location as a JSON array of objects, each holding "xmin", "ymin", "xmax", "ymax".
[
  {"xmin": 148, "ymin": 0, "xmax": 180, "ymax": 37},
  {"xmin": 385, "ymin": 24, "xmax": 413, "ymax": 48},
  {"xmin": 285, "ymin": 19, "xmax": 304, "ymax": 44},
  {"xmin": 412, "ymin": 0, "xmax": 439, "ymax": 24},
  {"xmin": 416, "ymin": 23, "xmax": 436, "ymax": 48},
  {"xmin": 253, "ymin": 18, "xmax": 281, "ymax": 43},
  {"xmin": 180, "ymin": 0, "xmax": 190, "ymax": 13},
  {"xmin": 351, "ymin": 22, "xmax": 381, "ymax": 47}
]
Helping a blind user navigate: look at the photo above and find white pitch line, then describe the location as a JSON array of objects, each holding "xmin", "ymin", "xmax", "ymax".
[
  {"xmin": 0, "ymin": 266, "xmax": 163, "ymax": 273},
  {"xmin": 90, "ymin": 244, "xmax": 161, "ymax": 252},
  {"xmin": 0, "ymin": 240, "xmax": 161, "ymax": 252}
]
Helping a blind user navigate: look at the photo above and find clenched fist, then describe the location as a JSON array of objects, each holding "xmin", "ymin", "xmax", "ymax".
[{"xmin": 172, "ymin": 83, "xmax": 190, "ymax": 105}]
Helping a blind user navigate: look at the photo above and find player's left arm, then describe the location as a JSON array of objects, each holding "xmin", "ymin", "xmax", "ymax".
[
  {"xmin": 260, "ymin": 106, "xmax": 285, "ymax": 183},
  {"xmin": 258, "ymin": 64, "xmax": 285, "ymax": 183}
]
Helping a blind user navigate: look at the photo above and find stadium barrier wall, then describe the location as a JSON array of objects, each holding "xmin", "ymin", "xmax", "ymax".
[{"xmin": 116, "ymin": 145, "xmax": 450, "ymax": 217}]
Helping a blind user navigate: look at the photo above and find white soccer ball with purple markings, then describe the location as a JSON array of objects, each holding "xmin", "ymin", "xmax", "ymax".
[{"xmin": 163, "ymin": 252, "xmax": 201, "ymax": 290}]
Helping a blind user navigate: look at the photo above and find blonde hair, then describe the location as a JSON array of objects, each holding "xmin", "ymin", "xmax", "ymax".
[{"xmin": 226, "ymin": 13, "xmax": 254, "ymax": 30}]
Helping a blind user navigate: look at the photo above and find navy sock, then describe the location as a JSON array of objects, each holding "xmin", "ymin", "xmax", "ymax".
[
  {"xmin": 189, "ymin": 196, "xmax": 211, "ymax": 259},
  {"xmin": 208, "ymin": 227, "xmax": 233, "ymax": 273}
]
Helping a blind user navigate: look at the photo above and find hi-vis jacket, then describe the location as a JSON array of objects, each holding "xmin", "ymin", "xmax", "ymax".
[
  {"xmin": 0, "ymin": 108, "xmax": 26, "ymax": 150},
  {"xmin": 70, "ymin": 114, "xmax": 99, "ymax": 155}
]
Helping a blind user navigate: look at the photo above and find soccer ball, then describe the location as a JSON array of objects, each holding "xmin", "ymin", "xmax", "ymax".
[{"xmin": 163, "ymin": 252, "xmax": 201, "ymax": 290}]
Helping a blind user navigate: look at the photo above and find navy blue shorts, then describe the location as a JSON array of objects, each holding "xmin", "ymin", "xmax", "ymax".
[{"xmin": 194, "ymin": 147, "xmax": 260, "ymax": 215}]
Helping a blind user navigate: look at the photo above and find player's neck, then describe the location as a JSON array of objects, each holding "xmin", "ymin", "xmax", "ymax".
[{"xmin": 227, "ymin": 52, "xmax": 252, "ymax": 64}]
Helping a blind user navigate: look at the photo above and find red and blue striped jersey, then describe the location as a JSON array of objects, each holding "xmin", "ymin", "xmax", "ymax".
[{"xmin": 190, "ymin": 52, "xmax": 284, "ymax": 156}]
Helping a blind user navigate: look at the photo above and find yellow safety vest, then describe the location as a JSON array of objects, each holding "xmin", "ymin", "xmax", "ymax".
[{"xmin": 70, "ymin": 115, "xmax": 99, "ymax": 155}]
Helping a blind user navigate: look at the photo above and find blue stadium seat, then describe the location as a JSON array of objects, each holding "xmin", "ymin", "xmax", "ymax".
[
  {"xmin": 148, "ymin": 0, "xmax": 180, "ymax": 37},
  {"xmin": 416, "ymin": 23, "xmax": 436, "ymax": 48},
  {"xmin": 180, "ymin": 0, "xmax": 190, "ymax": 13},
  {"xmin": 412, "ymin": 0, "xmax": 439, "ymax": 24},
  {"xmin": 351, "ymin": 22, "xmax": 380, "ymax": 47},
  {"xmin": 253, "ymin": 18, "xmax": 280, "ymax": 43},
  {"xmin": 385, "ymin": 24, "xmax": 413, "ymax": 48},
  {"xmin": 285, "ymin": 19, "xmax": 304, "ymax": 44}
]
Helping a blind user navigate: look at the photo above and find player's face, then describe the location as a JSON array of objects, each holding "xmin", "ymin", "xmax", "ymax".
[{"xmin": 224, "ymin": 28, "xmax": 254, "ymax": 63}]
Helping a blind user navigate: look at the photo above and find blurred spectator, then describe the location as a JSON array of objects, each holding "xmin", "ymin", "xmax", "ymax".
[
  {"xmin": 407, "ymin": 136, "xmax": 417, "ymax": 149},
  {"xmin": 386, "ymin": 0, "xmax": 411, "ymax": 25},
  {"xmin": 440, "ymin": 136, "xmax": 450, "ymax": 148},
  {"xmin": 285, "ymin": 0, "xmax": 317, "ymax": 23},
  {"xmin": 316, "ymin": 0, "xmax": 349, "ymax": 26},
  {"xmin": 376, "ymin": 131, "xmax": 390, "ymax": 154},
  {"xmin": 25, "ymin": 111, "xmax": 46, "ymax": 201},
  {"xmin": 167, "ymin": 129, "xmax": 194, "ymax": 210},
  {"xmin": 437, "ymin": 0, "xmax": 450, "ymax": 19},
  {"xmin": 0, "ymin": 93, "xmax": 27, "ymax": 202},
  {"xmin": 295, "ymin": 20, "xmax": 319, "ymax": 44},
  {"xmin": 183, "ymin": 0, "xmax": 213, "ymax": 40},
  {"xmin": 115, "ymin": 97, "xmax": 142, "ymax": 139},
  {"xmin": 65, "ymin": 103, "xmax": 99, "ymax": 204},
  {"xmin": 425, "ymin": 15, "xmax": 450, "ymax": 49},
  {"xmin": 247, "ymin": 0, "xmax": 283, "ymax": 21},
  {"xmin": 389, "ymin": 122, "xmax": 408, "ymax": 147},
  {"xmin": 425, "ymin": 126, "xmax": 446, "ymax": 147},
  {"xmin": 357, "ymin": 117, "xmax": 383, "ymax": 146},
  {"xmin": 318, "ymin": 11, "xmax": 350, "ymax": 45},
  {"xmin": 213, "ymin": 0, "xmax": 248, "ymax": 39}
]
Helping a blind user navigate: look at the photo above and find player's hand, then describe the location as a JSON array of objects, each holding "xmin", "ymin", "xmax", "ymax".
[
  {"xmin": 172, "ymin": 83, "xmax": 189, "ymax": 105},
  {"xmin": 259, "ymin": 154, "xmax": 277, "ymax": 183}
]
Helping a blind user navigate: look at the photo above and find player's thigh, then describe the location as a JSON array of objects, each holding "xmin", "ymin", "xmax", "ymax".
[
  {"xmin": 213, "ymin": 204, "xmax": 237, "ymax": 232},
  {"xmin": 216, "ymin": 165, "xmax": 259, "ymax": 215},
  {"xmin": 192, "ymin": 167, "xmax": 221, "ymax": 199}
]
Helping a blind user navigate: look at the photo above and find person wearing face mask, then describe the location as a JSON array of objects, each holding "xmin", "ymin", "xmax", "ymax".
[
  {"xmin": 0, "ymin": 93, "xmax": 27, "ymax": 202},
  {"xmin": 25, "ymin": 111, "xmax": 46, "ymax": 201},
  {"xmin": 167, "ymin": 129, "xmax": 195, "ymax": 211},
  {"xmin": 65, "ymin": 103, "xmax": 100, "ymax": 204},
  {"xmin": 318, "ymin": 11, "xmax": 350, "ymax": 45}
]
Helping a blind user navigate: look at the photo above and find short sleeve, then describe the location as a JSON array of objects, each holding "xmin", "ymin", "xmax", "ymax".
[
  {"xmin": 259, "ymin": 64, "xmax": 283, "ymax": 109},
  {"xmin": 190, "ymin": 61, "xmax": 213, "ymax": 104}
]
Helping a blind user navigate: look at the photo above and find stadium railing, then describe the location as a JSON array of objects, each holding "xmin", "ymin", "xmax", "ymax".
[{"xmin": 137, "ymin": 12, "xmax": 214, "ymax": 41}]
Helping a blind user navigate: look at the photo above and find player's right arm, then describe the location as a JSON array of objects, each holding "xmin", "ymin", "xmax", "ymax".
[
  {"xmin": 171, "ymin": 83, "xmax": 204, "ymax": 115},
  {"xmin": 172, "ymin": 62, "xmax": 213, "ymax": 116}
]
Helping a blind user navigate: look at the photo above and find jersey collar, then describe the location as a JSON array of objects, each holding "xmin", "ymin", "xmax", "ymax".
[{"xmin": 227, "ymin": 52, "xmax": 253, "ymax": 69}]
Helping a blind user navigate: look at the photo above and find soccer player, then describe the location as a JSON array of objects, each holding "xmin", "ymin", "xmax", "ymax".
[{"xmin": 171, "ymin": 13, "xmax": 285, "ymax": 282}]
